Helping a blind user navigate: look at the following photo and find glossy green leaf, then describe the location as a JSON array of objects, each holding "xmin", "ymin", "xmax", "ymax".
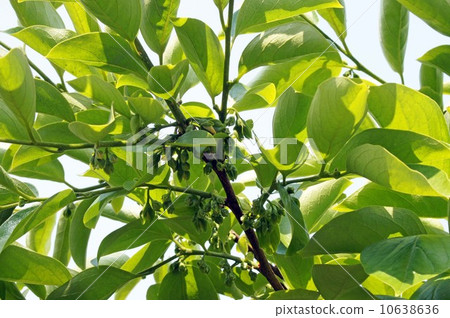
[
  {"xmin": 239, "ymin": 21, "xmax": 340, "ymax": 76},
  {"xmin": 121, "ymin": 240, "xmax": 171, "ymax": 274},
  {"xmin": 0, "ymin": 166, "xmax": 35, "ymax": 200},
  {"xmin": 300, "ymin": 178, "xmax": 352, "ymax": 230},
  {"xmin": 420, "ymin": 64, "xmax": 443, "ymax": 107},
  {"xmin": 10, "ymin": 0, "xmax": 64, "ymax": 29},
  {"xmin": 52, "ymin": 212, "xmax": 71, "ymax": 266},
  {"xmin": 266, "ymin": 289, "xmax": 319, "ymax": 300},
  {"xmin": 313, "ymin": 264, "xmax": 373, "ymax": 300},
  {"xmin": 69, "ymin": 76, "xmax": 130, "ymax": 117},
  {"xmin": 141, "ymin": 0, "xmax": 180, "ymax": 57},
  {"xmin": 97, "ymin": 220, "xmax": 171, "ymax": 258},
  {"xmin": 278, "ymin": 184, "xmax": 309, "ymax": 255},
  {"xmin": 128, "ymin": 97, "xmax": 165, "ymax": 125},
  {"xmin": 114, "ymin": 277, "xmax": 141, "ymax": 300},
  {"xmin": 180, "ymin": 102, "xmax": 214, "ymax": 118},
  {"xmin": 380, "ymin": 0, "xmax": 409, "ymax": 75},
  {"xmin": 303, "ymin": 207, "xmax": 426, "ymax": 256},
  {"xmin": 158, "ymin": 266, "xmax": 219, "ymax": 300},
  {"xmin": 336, "ymin": 182, "xmax": 448, "ymax": 218},
  {"xmin": 26, "ymin": 214, "xmax": 56, "ymax": 255},
  {"xmin": 252, "ymin": 52, "xmax": 342, "ymax": 101},
  {"xmin": 11, "ymin": 25, "xmax": 76, "ymax": 56},
  {"xmin": 272, "ymin": 253, "xmax": 313, "ymax": 289},
  {"xmin": 347, "ymin": 144, "xmax": 446, "ymax": 196},
  {"xmin": 418, "ymin": 45, "xmax": 450, "ymax": 76},
  {"xmin": 411, "ymin": 276, "xmax": 450, "ymax": 300},
  {"xmin": 83, "ymin": 190, "xmax": 127, "ymax": 229},
  {"xmin": 0, "ymin": 244, "xmax": 71, "ymax": 285},
  {"xmin": 69, "ymin": 199, "xmax": 94, "ymax": 270},
  {"xmin": 0, "ymin": 98, "xmax": 29, "ymax": 140},
  {"xmin": 68, "ymin": 113, "xmax": 116, "ymax": 143},
  {"xmin": 35, "ymin": 79, "xmax": 75, "ymax": 122},
  {"xmin": 64, "ymin": 2, "xmax": 100, "ymax": 34},
  {"xmin": 235, "ymin": 0, "xmax": 342, "ymax": 35},
  {"xmin": 173, "ymin": 18, "xmax": 224, "ymax": 97},
  {"xmin": 273, "ymin": 89, "xmax": 311, "ymax": 142},
  {"xmin": 361, "ymin": 235, "xmax": 450, "ymax": 294},
  {"xmin": 232, "ymin": 83, "xmax": 277, "ymax": 112},
  {"xmin": 0, "ymin": 48, "xmax": 36, "ymax": 130},
  {"xmin": 172, "ymin": 130, "xmax": 215, "ymax": 147},
  {"xmin": 257, "ymin": 137, "xmax": 306, "ymax": 173},
  {"xmin": 47, "ymin": 266, "xmax": 136, "ymax": 300},
  {"xmin": 0, "ymin": 281, "xmax": 25, "ymax": 300},
  {"xmin": 307, "ymin": 77, "xmax": 369, "ymax": 160},
  {"xmin": 330, "ymin": 129, "xmax": 450, "ymax": 174},
  {"xmin": 318, "ymin": 0, "xmax": 347, "ymax": 39},
  {"xmin": 47, "ymin": 33, "xmax": 148, "ymax": 78},
  {"xmin": 0, "ymin": 189, "xmax": 75, "ymax": 253},
  {"xmin": 80, "ymin": 0, "xmax": 141, "ymax": 40},
  {"xmin": 148, "ymin": 60, "xmax": 189, "ymax": 99},
  {"xmin": 396, "ymin": 0, "xmax": 450, "ymax": 36}
]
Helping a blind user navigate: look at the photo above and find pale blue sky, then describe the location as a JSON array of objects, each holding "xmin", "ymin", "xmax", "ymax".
[{"xmin": 0, "ymin": 0, "xmax": 448, "ymax": 299}]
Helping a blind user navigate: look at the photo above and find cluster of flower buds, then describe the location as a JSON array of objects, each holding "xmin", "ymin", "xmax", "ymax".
[
  {"xmin": 90, "ymin": 148, "xmax": 117, "ymax": 175},
  {"xmin": 168, "ymin": 148, "xmax": 191, "ymax": 181},
  {"xmin": 186, "ymin": 194, "xmax": 228, "ymax": 231}
]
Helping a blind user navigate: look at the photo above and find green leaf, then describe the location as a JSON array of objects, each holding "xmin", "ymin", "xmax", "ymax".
[
  {"xmin": 10, "ymin": 0, "xmax": 64, "ymax": 29},
  {"xmin": 380, "ymin": 0, "xmax": 409, "ymax": 75},
  {"xmin": 420, "ymin": 64, "xmax": 443, "ymax": 107},
  {"xmin": 278, "ymin": 184, "xmax": 309, "ymax": 255},
  {"xmin": 313, "ymin": 264, "xmax": 373, "ymax": 300},
  {"xmin": 69, "ymin": 199, "xmax": 94, "ymax": 270},
  {"xmin": 172, "ymin": 130, "xmax": 215, "ymax": 147},
  {"xmin": 235, "ymin": 0, "xmax": 342, "ymax": 35},
  {"xmin": 0, "ymin": 166, "xmax": 35, "ymax": 199},
  {"xmin": 336, "ymin": 182, "xmax": 448, "ymax": 218},
  {"xmin": 307, "ymin": 77, "xmax": 369, "ymax": 160},
  {"xmin": 11, "ymin": 25, "xmax": 76, "ymax": 56},
  {"xmin": 0, "ymin": 281, "xmax": 25, "ymax": 300},
  {"xmin": 239, "ymin": 20, "xmax": 340, "ymax": 77},
  {"xmin": 396, "ymin": 0, "xmax": 450, "ymax": 36},
  {"xmin": 361, "ymin": 235, "xmax": 450, "ymax": 294},
  {"xmin": 300, "ymin": 178, "xmax": 352, "ymax": 230},
  {"xmin": 83, "ymin": 190, "xmax": 127, "ymax": 229},
  {"xmin": 35, "ymin": 79, "xmax": 75, "ymax": 122},
  {"xmin": 53, "ymin": 213, "xmax": 71, "ymax": 266},
  {"xmin": 368, "ymin": 85, "xmax": 449, "ymax": 142},
  {"xmin": 68, "ymin": 113, "xmax": 116, "ymax": 143},
  {"xmin": 273, "ymin": 90, "xmax": 311, "ymax": 142},
  {"xmin": 121, "ymin": 240, "xmax": 171, "ymax": 274},
  {"xmin": 0, "ymin": 207, "xmax": 34, "ymax": 252},
  {"xmin": 47, "ymin": 32, "xmax": 148, "ymax": 78},
  {"xmin": 330, "ymin": 129, "xmax": 450, "ymax": 174},
  {"xmin": 128, "ymin": 97, "xmax": 165, "ymax": 125},
  {"xmin": 232, "ymin": 83, "xmax": 277, "ymax": 112},
  {"xmin": 69, "ymin": 76, "xmax": 130, "ymax": 117},
  {"xmin": 418, "ymin": 45, "xmax": 450, "ymax": 77},
  {"xmin": 141, "ymin": 0, "xmax": 180, "ymax": 56},
  {"xmin": 0, "ymin": 98, "xmax": 29, "ymax": 140},
  {"xmin": 158, "ymin": 266, "xmax": 219, "ymax": 300},
  {"xmin": 411, "ymin": 276, "xmax": 450, "ymax": 300},
  {"xmin": 47, "ymin": 266, "xmax": 136, "ymax": 300},
  {"xmin": 213, "ymin": 0, "xmax": 229, "ymax": 10},
  {"xmin": 302, "ymin": 207, "xmax": 426, "ymax": 256},
  {"xmin": 318, "ymin": 0, "xmax": 347, "ymax": 40},
  {"xmin": 64, "ymin": 2, "xmax": 100, "ymax": 34},
  {"xmin": 26, "ymin": 214, "xmax": 56, "ymax": 255},
  {"xmin": 0, "ymin": 189, "xmax": 75, "ymax": 253},
  {"xmin": 251, "ymin": 53, "xmax": 342, "ymax": 99},
  {"xmin": 173, "ymin": 18, "xmax": 224, "ymax": 97},
  {"xmin": 0, "ymin": 48, "xmax": 36, "ymax": 130},
  {"xmin": 257, "ymin": 137, "xmax": 306, "ymax": 173},
  {"xmin": 272, "ymin": 253, "xmax": 313, "ymax": 289},
  {"xmin": 0, "ymin": 244, "xmax": 71, "ymax": 285},
  {"xmin": 97, "ymin": 219, "xmax": 172, "ymax": 258},
  {"xmin": 180, "ymin": 102, "xmax": 214, "ymax": 118},
  {"xmin": 266, "ymin": 289, "xmax": 319, "ymax": 300},
  {"xmin": 162, "ymin": 216, "xmax": 212, "ymax": 245},
  {"xmin": 347, "ymin": 144, "xmax": 445, "ymax": 197},
  {"xmin": 148, "ymin": 60, "xmax": 189, "ymax": 99},
  {"xmin": 80, "ymin": 0, "xmax": 141, "ymax": 40}
]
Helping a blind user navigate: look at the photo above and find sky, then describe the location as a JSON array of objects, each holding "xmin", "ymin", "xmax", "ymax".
[{"xmin": 0, "ymin": 0, "xmax": 449, "ymax": 299}]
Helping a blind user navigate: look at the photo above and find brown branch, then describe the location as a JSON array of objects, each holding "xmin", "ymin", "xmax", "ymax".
[{"xmin": 209, "ymin": 159, "xmax": 285, "ymax": 290}]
